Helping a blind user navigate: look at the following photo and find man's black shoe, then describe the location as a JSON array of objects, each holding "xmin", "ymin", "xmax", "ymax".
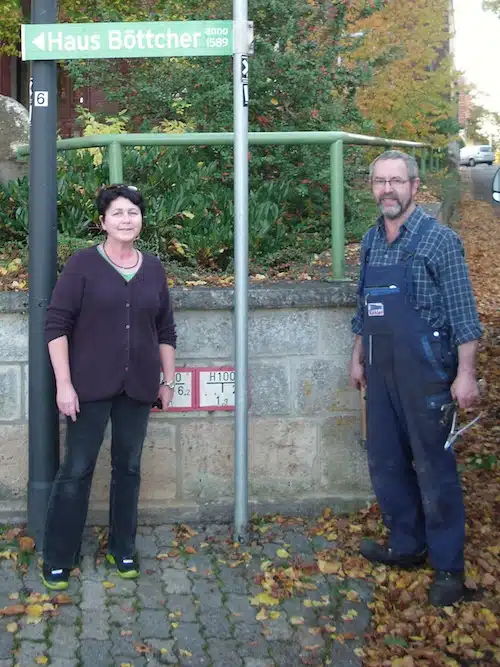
[
  {"xmin": 360, "ymin": 539, "xmax": 427, "ymax": 568},
  {"xmin": 428, "ymin": 570, "xmax": 465, "ymax": 607}
]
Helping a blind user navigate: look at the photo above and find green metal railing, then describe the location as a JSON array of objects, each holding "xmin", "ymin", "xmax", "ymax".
[{"xmin": 18, "ymin": 131, "xmax": 433, "ymax": 279}]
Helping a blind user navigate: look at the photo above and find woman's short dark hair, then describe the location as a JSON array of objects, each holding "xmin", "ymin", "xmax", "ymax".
[{"xmin": 96, "ymin": 184, "xmax": 146, "ymax": 218}]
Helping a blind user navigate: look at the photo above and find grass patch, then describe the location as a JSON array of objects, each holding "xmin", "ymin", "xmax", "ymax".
[{"xmin": 465, "ymin": 453, "xmax": 498, "ymax": 471}]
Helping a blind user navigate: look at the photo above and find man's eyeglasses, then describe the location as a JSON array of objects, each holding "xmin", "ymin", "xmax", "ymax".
[{"xmin": 372, "ymin": 178, "xmax": 411, "ymax": 188}]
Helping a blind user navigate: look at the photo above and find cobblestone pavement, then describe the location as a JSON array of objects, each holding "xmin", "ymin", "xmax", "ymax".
[{"xmin": 0, "ymin": 521, "xmax": 374, "ymax": 667}]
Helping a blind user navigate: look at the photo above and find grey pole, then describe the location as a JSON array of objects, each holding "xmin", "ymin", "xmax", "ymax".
[
  {"xmin": 27, "ymin": 0, "xmax": 60, "ymax": 548},
  {"xmin": 233, "ymin": 0, "xmax": 249, "ymax": 542}
]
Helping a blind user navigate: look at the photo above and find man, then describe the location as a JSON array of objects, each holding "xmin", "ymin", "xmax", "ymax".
[{"xmin": 349, "ymin": 150, "xmax": 482, "ymax": 607}]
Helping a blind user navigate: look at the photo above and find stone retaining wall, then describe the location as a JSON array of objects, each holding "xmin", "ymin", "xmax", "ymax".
[{"xmin": 0, "ymin": 283, "xmax": 372, "ymax": 524}]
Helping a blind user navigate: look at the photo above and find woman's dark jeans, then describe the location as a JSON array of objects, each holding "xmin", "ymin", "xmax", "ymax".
[{"xmin": 43, "ymin": 393, "xmax": 151, "ymax": 569}]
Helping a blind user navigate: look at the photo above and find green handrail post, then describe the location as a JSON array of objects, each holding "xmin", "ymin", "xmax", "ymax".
[
  {"xmin": 330, "ymin": 140, "xmax": 345, "ymax": 280},
  {"xmin": 420, "ymin": 148, "xmax": 427, "ymax": 179},
  {"xmin": 109, "ymin": 141, "xmax": 124, "ymax": 184}
]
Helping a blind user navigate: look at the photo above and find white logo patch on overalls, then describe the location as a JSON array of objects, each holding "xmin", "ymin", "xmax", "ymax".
[{"xmin": 368, "ymin": 302, "xmax": 384, "ymax": 317}]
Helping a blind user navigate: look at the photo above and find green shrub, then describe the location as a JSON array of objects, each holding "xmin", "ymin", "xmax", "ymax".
[{"xmin": 0, "ymin": 139, "xmax": 375, "ymax": 273}]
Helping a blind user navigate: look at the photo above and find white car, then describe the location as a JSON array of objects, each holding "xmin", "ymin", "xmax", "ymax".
[
  {"xmin": 493, "ymin": 168, "xmax": 500, "ymax": 202},
  {"xmin": 459, "ymin": 145, "xmax": 495, "ymax": 167}
]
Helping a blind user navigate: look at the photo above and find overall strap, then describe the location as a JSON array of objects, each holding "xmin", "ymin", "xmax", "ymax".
[
  {"xmin": 401, "ymin": 216, "xmax": 434, "ymax": 258},
  {"xmin": 358, "ymin": 225, "xmax": 377, "ymax": 296},
  {"xmin": 401, "ymin": 216, "xmax": 435, "ymax": 301}
]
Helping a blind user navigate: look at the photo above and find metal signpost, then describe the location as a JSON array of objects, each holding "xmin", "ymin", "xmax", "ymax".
[
  {"xmin": 232, "ymin": 0, "xmax": 250, "ymax": 542},
  {"xmin": 23, "ymin": 3, "xmax": 251, "ymax": 545},
  {"xmin": 27, "ymin": 0, "xmax": 59, "ymax": 550}
]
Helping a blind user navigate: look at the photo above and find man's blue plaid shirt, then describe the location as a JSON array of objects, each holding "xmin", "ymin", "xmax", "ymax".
[{"xmin": 351, "ymin": 206, "xmax": 482, "ymax": 345}]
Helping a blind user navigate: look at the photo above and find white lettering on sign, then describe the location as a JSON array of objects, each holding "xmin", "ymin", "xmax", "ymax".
[
  {"xmin": 199, "ymin": 369, "xmax": 236, "ymax": 409},
  {"xmin": 108, "ymin": 30, "xmax": 122, "ymax": 50},
  {"xmin": 204, "ymin": 26, "xmax": 230, "ymax": 36},
  {"xmin": 154, "ymin": 34, "xmax": 165, "ymax": 48},
  {"xmin": 47, "ymin": 32, "xmax": 62, "ymax": 50},
  {"xmin": 206, "ymin": 37, "xmax": 229, "ymax": 48},
  {"xmin": 107, "ymin": 29, "xmax": 201, "ymax": 51},
  {"xmin": 36, "ymin": 31, "xmax": 101, "ymax": 53}
]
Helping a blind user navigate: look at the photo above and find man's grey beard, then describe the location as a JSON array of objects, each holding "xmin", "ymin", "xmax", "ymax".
[{"xmin": 377, "ymin": 196, "xmax": 413, "ymax": 220}]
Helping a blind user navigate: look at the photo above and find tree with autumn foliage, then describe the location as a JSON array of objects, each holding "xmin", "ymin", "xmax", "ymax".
[
  {"xmin": 483, "ymin": 0, "xmax": 500, "ymax": 15},
  {"xmin": 349, "ymin": 0, "xmax": 458, "ymax": 145},
  {"xmin": 60, "ymin": 0, "xmax": 382, "ymax": 134}
]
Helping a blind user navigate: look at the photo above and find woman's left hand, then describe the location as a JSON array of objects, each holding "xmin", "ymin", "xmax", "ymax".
[{"xmin": 159, "ymin": 385, "xmax": 175, "ymax": 411}]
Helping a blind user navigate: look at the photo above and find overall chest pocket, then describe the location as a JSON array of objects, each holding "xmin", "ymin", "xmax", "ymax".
[{"xmin": 364, "ymin": 285, "xmax": 401, "ymax": 321}]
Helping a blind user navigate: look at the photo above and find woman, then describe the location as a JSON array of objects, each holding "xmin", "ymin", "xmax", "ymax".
[{"xmin": 42, "ymin": 184, "xmax": 176, "ymax": 590}]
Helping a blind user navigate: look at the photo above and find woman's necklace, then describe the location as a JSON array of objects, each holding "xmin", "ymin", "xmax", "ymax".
[{"xmin": 102, "ymin": 242, "xmax": 140, "ymax": 270}]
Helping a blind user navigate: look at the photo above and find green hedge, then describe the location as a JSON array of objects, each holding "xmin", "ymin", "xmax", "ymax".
[{"xmin": 0, "ymin": 144, "xmax": 374, "ymax": 272}]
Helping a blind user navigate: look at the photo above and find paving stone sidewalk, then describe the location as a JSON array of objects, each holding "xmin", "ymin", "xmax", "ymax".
[{"xmin": 0, "ymin": 521, "xmax": 374, "ymax": 667}]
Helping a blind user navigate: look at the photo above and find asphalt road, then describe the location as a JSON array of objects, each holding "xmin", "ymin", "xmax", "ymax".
[{"xmin": 467, "ymin": 163, "xmax": 500, "ymax": 216}]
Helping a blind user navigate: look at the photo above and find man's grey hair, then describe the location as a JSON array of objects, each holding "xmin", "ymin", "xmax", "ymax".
[{"xmin": 369, "ymin": 150, "xmax": 419, "ymax": 181}]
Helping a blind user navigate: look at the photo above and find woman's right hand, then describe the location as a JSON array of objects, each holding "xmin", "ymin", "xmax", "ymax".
[{"xmin": 56, "ymin": 380, "xmax": 80, "ymax": 422}]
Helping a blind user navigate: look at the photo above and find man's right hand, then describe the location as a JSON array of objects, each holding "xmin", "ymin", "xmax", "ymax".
[
  {"xmin": 56, "ymin": 380, "xmax": 80, "ymax": 422},
  {"xmin": 349, "ymin": 357, "xmax": 366, "ymax": 390},
  {"xmin": 349, "ymin": 336, "xmax": 366, "ymax": 390}
]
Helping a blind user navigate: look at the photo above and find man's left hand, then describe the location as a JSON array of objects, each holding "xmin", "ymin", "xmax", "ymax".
[{"xmin": 451, "ymin": 371, "xmax": 479, "ymax": 409}]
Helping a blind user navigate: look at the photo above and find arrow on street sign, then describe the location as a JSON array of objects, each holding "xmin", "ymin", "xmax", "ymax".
[
  {"xmin": 32, "ymin": 33, "xmax": 46, "ymax": 51},
  {"xmin": 21, "ymin": 21, "xmax": 234, "ymax": 61}
]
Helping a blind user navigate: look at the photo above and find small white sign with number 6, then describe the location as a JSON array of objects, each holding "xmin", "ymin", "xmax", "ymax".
[{"xmin": 34, "ymin": 91, "xmax": 49, "ymax": 107}]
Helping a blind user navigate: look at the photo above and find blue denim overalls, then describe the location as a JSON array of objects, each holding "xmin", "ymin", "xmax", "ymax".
[{"xmin": 360, "ymin": 219, "xmax": 465, "ymax": 572}]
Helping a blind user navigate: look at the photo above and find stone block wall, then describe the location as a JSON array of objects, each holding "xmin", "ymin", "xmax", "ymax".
[{"xmin": 0, "ymin": 283, "xmax": 372, "ymax": 524}]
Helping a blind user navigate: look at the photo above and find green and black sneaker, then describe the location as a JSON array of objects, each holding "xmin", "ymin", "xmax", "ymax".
[
  {"xmin": 41, "ymin": 562, "xmax": 70, "ymax": 591},
  {"xmin": 106, "ymin": 553, "xmax": 140, "ymax": 579}
]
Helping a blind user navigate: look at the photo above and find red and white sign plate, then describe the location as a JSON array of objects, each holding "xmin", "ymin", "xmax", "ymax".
[
  {"xmin": 198, "ymin": 366, "xmax": 235, "ymax": 411},
  {"xmin": 153, "ymin": 366, "xmax": 240, "ymax": 412}
]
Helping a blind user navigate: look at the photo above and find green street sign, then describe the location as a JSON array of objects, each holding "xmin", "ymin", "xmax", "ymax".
[{"xmin": 21, "ymin": 20, "xmax": 233, "ymax": 61}]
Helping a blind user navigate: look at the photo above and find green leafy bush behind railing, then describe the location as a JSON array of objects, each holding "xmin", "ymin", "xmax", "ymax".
[{"xmin": 0, "ymin": 143, "xmax": 371, "ymax": 272}]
